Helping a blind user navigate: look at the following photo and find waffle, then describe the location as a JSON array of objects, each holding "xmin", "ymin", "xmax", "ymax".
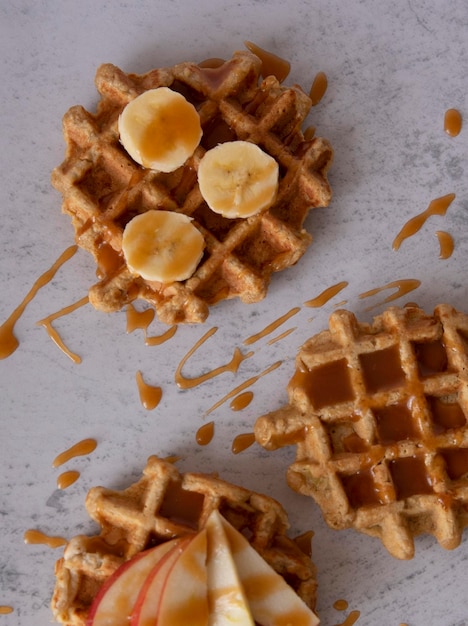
[
  {"xmin": 255, "ymin": 303, "xmax": 468, "ymax": 559},
  {"xmin": 51, "ymin": 455, "xmax": 318, "ymax": 626},
  {"xmin": 51, "ymin": 49, "xmax": 333, "ymax": 324}
]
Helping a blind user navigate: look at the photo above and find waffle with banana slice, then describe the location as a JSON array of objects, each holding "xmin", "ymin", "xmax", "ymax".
[
  {"xmin": 51, "ymin": 48, "xmax": 333, "ymax": 324},
  {"xmin": 255, "ymin": 303, "xmax": 468, "ymax": 559},
  {"xmin": 51, "ymin": 455, "xmax": 318, "ymax": 626}
]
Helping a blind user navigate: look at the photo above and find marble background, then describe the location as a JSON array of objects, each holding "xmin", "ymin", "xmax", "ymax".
[{"xmin": 1, "ymin": 1, "xmax": 467, "ymax": 624}]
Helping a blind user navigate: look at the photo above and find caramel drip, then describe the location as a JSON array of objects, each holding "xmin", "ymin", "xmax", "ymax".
[
  {"xmin": 359, "ymin": 279, "xmax": 421, "ymax": 310},
  {"xmin": 175, "ymin": 327, "xmax": 253, "ymax": 389},
  {"xmin": 232, "ymin": 432, "xmax": 256, "ymax": 454},
  {"xmin": 334, "ymin": 610, "xmax": 361, "ymax": 626},
  {"xmin": 206, "ymin": 361, "xmax": 282, "ymax": 415},
  {"xmin": 196, "ymin": 421, "xmax": 214, "ymax": 446},
  {"xmin": 293, "ymin": 530, "xmax": 314, "ymax": 557},
  {"xmin": 304, "ymin": 126, "xmax": 316, "ymax": 140},
  {"xmin": 268, "ymin": 327, "xmax": 296, "ymax": 345},
  {"xmin": 230, "ymin": 390, "xmax": 254, "ymax": 411},
  {"xmin": 126, "ymin": 303, "xmax": 177, "ymax": 346},
  {"xmin": 444, "ymin": 108, "xmax": 462, "ymax": 137},
  {"xmin": 244, "ymin": 41, "xmax": 291, "ymax": 82},
  {"xmin": 392, "ymin": 193, "xmax": 456, "ymax": 250},
  {"xmin": 23, "ymin": 529, "xmax": 67, "ymax": 548},
  {"xmin": 0, "ymin": 606, "xmax": 13, "ymax": 615},
  {"xmin": 0, "ymin": 245, "xmax": 77, "ymax": 360},
  {"xmin": 57, "ymin": 470, "xmax": 80, "ymax": 490},
  {"xmin": 333, "ymin": 599, "xmax": 349, "ymax": 611},
  {"xmin": 36, "ymin": 295, "xmax": 89, "ymax": 363},
  {"xmin": 436, "ymin": 230, "xmax": 454, "ymax": 259},
  {"xmin": 244, "ymin": 307, "xmax": 301, "ymax": 345},
  {"xmin": 309, "ymin": 71, "xmax": 328, "ymax": 106},
  {"xmin": 52, "ymin": 438, "xmax": 97, "ymax": 468},
  {"xmin": 304, "ymin": 281, "xmax": 348, "ymax": 307},
  {"xmin": 136, "ymin": 370, "xmax": 162, "ymax": 410}
]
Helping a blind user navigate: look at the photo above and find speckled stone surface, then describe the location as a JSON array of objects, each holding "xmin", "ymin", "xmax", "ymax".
[{"xmin": 1, "ymin": 1, "xmax": 467, "ymax": 624}]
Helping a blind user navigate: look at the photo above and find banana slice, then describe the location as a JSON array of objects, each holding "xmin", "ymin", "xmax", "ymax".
[
  {"xmin": 122, "ymin": 210, "xmax": 205, "ymax": 283},
  {"xmin": 118, "ymin": 88, "xmax": 202, "ymax": 173},
  {"xmin": 197, "ymin": 140, "xmax": 279, "ymax": 218}
]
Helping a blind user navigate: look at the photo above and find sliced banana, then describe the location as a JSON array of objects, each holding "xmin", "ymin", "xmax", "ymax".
[
  {"xmin": 197, "ymin": 140, "xmax": 279, "ymax": 219},
  {"xmin": 122, "ymin": 210, "xmax": 205, "ymax": 283},
  {"xmin": 118, "ymin": 87, "xmax": 202, "ymax": 173}
]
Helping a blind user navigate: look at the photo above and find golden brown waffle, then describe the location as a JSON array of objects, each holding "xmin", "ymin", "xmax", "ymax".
[
  {"xmin": 255, "ymin": 303, "xmax": 468, "ymax": 559},
  {"xmin": 51, "ymin": 455, "xmax": 318, "ymax": 626},
  {"xmin": 51, "ymin": 49, "xmax": 333, "ymax": 324}
]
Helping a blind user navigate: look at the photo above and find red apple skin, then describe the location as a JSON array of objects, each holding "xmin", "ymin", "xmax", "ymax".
[{"xmin": 85, "ymin": 539, "xmax": 183, "ymax": 626}]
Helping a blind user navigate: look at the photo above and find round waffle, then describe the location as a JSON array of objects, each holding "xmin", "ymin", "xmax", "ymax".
[
  {"xmin": 51, "ymin": 455, "xmax": 318, "ymax": 626},
  {"xmin": 255, "ymin": 303, "xmax": 468, "ymax": 559},
  {"xmin": 51, "ymin": 49, "xmax": 333, "ymax": 324}
]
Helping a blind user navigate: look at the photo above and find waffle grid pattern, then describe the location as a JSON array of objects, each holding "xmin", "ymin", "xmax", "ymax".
[
  {"xmin": 52, "ymin": 50, "xmax": 333, "ymax": 323},
  {"xmin": 51, "ymin": 456, "xmax": 317, "ymax": 626},
  {"xmin": 255, "ymin": 304, "xmax": 468, "ymax": 558}
]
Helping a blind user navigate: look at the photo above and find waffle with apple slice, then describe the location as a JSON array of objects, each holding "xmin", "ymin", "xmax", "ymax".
[{"xmin": 51, "ymin": 455, "xmax": 319, "ymax": 625}]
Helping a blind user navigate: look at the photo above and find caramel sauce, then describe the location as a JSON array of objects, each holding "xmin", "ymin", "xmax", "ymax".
[
  {"xmin": 0, "ymin": 606, "xmax": 13, "ymax": 615},
  {"xmin": 334, "ymin": 610, "xmax": 361, "ymax": 626},
  {"xmin": 196, "ymin": 421, "xmax": 214, "ymax": 446},
  {"xmin": 340, "ymin": 469, "xmax": 385, "ymax": 507},
  {"xmin": 267, "ymin": 327, "xmax": 296, "ymax": 345},
  {"xmin": 374, "ymin": 402, "xmax": 418, "ymax": 444},
  {"xmin": 136, "ymin": 370, "xmax": 162, "ymax": 410},
  {"xmin": 304, "ymin": 281, "xmax": 348, "ymax": 308},
  {"xmin": 52, "ymin": 438, "xmax": 97, "ymax": 468},
  {"xmin": 293, "ymin": 530, "xmax": 314, "ymax": 557},
  {"xmin": 95, "ymin": 241, "xmax": 124, "ymax": 279},
  {"xmin": 205, "ymin": 361, "xmax": 282, "ymax": 415},
  {"xmin": 303, "ymin": 125, "xmax": 316, "ymax": 140},
  {"xmin": 444, "ymin": 108, "xmax": 462, "ymax": 137},
  {"xmin": 441, "ymin": 448, "xmax": 468, "ymax": 480},
  {"xmin": 0, "ymin": 245, "xmax": 77, "ymax": 360},
  {"xmin": 414, "ymin": 339, "xmax": 448, "ymax": 377},
  {"xmin": 243, "ymin": 307, "xmax": 301, "ymax": 345},
  {"xmin": 83, "ymin": 535, "xmax": 129, "ymax": 557},
  {"xmin": 392, "ymin": 193, "xmax": 456, "ymax": 250},
  {"xmin": 309, "ymin": 71, "xmax": 328, "ymax": 106},
  {"xmin": 333, "ymin": 599, "xmax": 349, "ymax": 611},
  {"xmin": 436, "ymin": 230, "xmax": 454, "ymax": 259},
  {"xmin": 359, "ymin": 278, "xmax": 421, "ymax": 310},
  {"xmin": 389, "ymin": 456, "xmax": 433, "ymax": 499},
  {"xmin": 57, "ymin": 470, "xmax": 80, "ymax": 490},
  {"xmin": 428, "ymin": 396, "xmax": 466, "ymax": 433},
  {"xmin": 230, "ymin": 390, "xmax": 254, "ymax": 411},
  {"xmin": 359, "ymin": 345, "xmax": 405, "ymax": 393},
  {"xmin": 175, "ymin": 327, "xmax": 253, "ymax": 389},
  {"xmin": 292, "ymin": 358, "xmax": 354, "ymax": 409},
  {"xmin": 244, "ymin": 40, "xmax": 291, "ymax": 82},
  {"xmin": 23, "ymin": 529, "xmax": 67, "ymax": 548},
  {"xmin": 126, "ymin": 303, "xmax": 155, "ymax": 333},
  {"xmin": 231, "ymin": 432, "xmax": 256, "ymax": 454},
  {"xmin": 159, "ymin": 480, "xmax": 204, "ymax": 529},
  {"xmin": 36, "ymin": 295, "xmax": 89, "ymax": 363}
]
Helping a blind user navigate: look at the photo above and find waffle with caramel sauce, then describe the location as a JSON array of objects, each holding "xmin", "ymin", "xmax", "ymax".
[
  {"xmin": 51, "ymin": 48, "xmax": 333, "ymax": 324},
  {"xmin": 255, "ymin": 303, "xmax": 468, "ymax": 559},
  {"xmin": 51, "ymin": 455, "xmax": 318, "ymax": 625}
]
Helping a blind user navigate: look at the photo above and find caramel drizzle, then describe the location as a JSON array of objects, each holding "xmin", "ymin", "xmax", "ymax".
[
  {"xmin": 359, "ymin": 279, "xmax": 421, "ymax": 310},
  {"xmin": 0, "ymin": 245, "xmax": 77, "ymax": 360},
  {"xmin": 52, "ymin": 438, "xmax": 97, "ymax": 468},
  {"xmin": 232, "ymin": 432, "xmax": 256, "ymax": 454},
  {"xmin": 230, "ymin": 390, "xmax": 254, "ymax": 411},
  {"xmin": 333, "ymin": 599, "xmax": 349, "ymax": 611},
  {"xmin": 175, "ymin": 327, "xmax": 253, "ymax": 389},
  {"xmin": 57, "ymin": 470, "xmax": 80, "ymax": 490},
  {"xmin": 243, "ymin": 307, "xmax": 301, "ymax": 345},
  {"xmin": 309, "ymin": 71, "xmax": 328, "ymax": 106},
  {"xmin": 304, "ymin": 281, "xmax": 348, "ymax": 308},
  {"xmin": 267, "ymin": 327, "xmax": 296, "ymax": 345},
  {"xmin": 23, "ymin": 529, "xmax": 67, "ymax": 549},
  {"xmin": 36, "ymin": 295, "xmax": 89, "ymax": 363},
  {"xmin": 392, "ymin": 193, "xmax": 456, "ymax": 250},
  {"xmin": 196, "ymin": 421, "xmax": 215, "ymax": 446},
  {"xmin": 0, "ymin": 606, "xmax": 13, "ymax": 615},
  {"xmin": 444, "ymin": 108, "xmax": 462, "ymax": 137},
  {"xmin": 243, "ymin": 40, "xmax": 291, "ymax": 82},
  {"xmin": 436, "ymin": 230, "xmax": 454, "ymax": 259},
  {"xmin": 205, "ymin": 360, "xmax": 282, "ymax": 415},
  {"xmin": 334, "ymin": 610, "xmax": 361, "ymax": 626},
  {"xmin": 126, "ymin": 303, "xmax": 177, "ymax": 346},
  {"xmin": 136, "ymin": 370, "xmax": 162, "ymax": 410}
]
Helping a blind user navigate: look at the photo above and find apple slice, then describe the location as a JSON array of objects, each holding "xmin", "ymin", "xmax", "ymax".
[
  {"xmin": 86, "ymin": 537, "xmax": 184, "ymax": 626},
  {"xmin": 205, "ymin": 511, "xmax": 254, "ymax": 626},
  {"xmin": 130, "ymin": 536, "xmax": 192, "ymax": 626},
  {"xmin": 220, "ymin": 517, "xmax": 320, "ymax": 626},
  {"xmin": 156, "ymin": 528, "xmax": 209, "ymax": 626}
]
